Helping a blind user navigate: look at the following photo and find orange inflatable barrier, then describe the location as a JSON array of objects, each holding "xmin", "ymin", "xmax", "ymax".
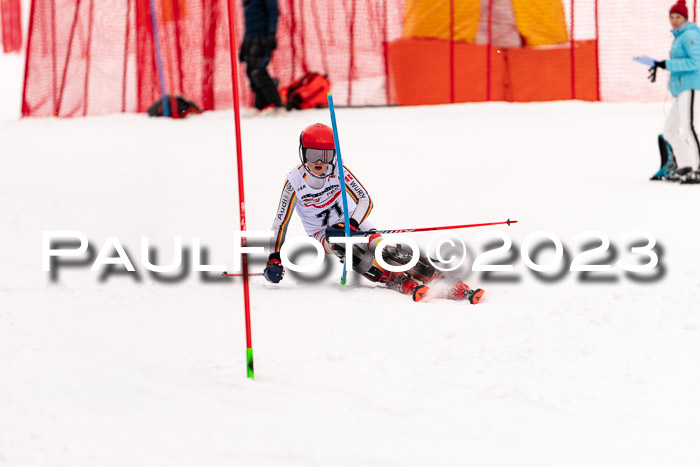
[
  {"xmin": 387, "ymin": 38, "xmax": 598, "ymax": 105},
  {"xmin": 387, "ymin": 38, "xmax": 506, "ymax": 105},
  {"xmin": 507, "ymin": 40, "xmax": 598, "ymax": 101}
]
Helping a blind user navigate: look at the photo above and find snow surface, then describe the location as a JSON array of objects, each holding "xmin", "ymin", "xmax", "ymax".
[{"xmin": 2, "ymin": 53, "xmax": 700, "ymax": 467}]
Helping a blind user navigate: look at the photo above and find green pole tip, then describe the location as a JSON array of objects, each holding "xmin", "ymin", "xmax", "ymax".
[
  {"xmin": 246, "ymin": 348, "xmax": 254, "ymax": 379},
  {"xmin": 340, "ymin": 277, "xmax": 346, "ymax": 286}
]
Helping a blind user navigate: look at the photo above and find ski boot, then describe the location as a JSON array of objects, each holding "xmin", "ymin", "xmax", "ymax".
[
  {"xmin": 650, "ymin": 157, "xmax": 677, "ymax": 180},
  {"xmin": 447, "ymin": 279, "xmax": 485, "ymax": 304},
  {"xmin": 381, "ymin": 244, "xmax": 438, "ymax": 283},
  {"xmin": 383, "ymin": 271, "xmax": 429, "ymax": 302},
  {"xmin": 651, "ymin": 135, "xmax": 678, "ymax": 180}
]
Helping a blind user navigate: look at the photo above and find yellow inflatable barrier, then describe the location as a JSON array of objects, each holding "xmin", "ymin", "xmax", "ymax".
[
  {"xmin": 402, "ymin": 0, "xmax": 568, "ymax": 46},
  {"xmin": 402, "ymin": 0, "xmax": 481, "ymax": 42},
  {"xmin": 512, "ymin": 0, "xmax": 568, "ymax": 46}
]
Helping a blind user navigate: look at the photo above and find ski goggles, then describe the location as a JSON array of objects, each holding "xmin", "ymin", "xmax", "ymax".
[{"xmin": 304, "ymin": 148, "xmax": 335, "ymax": 164}]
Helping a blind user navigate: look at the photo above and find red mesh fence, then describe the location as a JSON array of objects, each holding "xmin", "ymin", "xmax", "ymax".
[
  {"xmin": 20, "ymin": 0, "xmax": 697, "ymax": 117},
  {"xmin": 1, "ymin": 0, "xmax": 22, "ymax": 53}
]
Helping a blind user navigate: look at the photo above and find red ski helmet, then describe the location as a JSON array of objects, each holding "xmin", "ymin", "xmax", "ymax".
[
  {"xmin": 299, "ymin": 123, "xmax": 336, "ymax": 178},
  {"xmin": 300, "ymin": 123, "xmax": 335, "ymax": 150}
]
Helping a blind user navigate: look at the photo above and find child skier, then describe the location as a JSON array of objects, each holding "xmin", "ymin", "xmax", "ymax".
[{"xmin": 263, "ymin": 123, "xmax": 484, "ymax": 304}]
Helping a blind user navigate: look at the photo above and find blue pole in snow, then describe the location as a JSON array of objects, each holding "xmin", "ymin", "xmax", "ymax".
[
  {"xmin": 148, "ymin": 0, "xmax": 170, "ymax": 117},
  {"xmin": 327, "ymin": 93, "xmax": 352, "ymax": 286}
]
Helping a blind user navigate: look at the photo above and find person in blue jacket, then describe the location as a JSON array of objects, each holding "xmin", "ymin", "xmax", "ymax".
[
  {"xmin": 239, "ymin": 0, "xmax": 283, "ymax": 113},
  {"xmin": 650, "ymin": 0, "xmax": 700, "ymax": 183}
]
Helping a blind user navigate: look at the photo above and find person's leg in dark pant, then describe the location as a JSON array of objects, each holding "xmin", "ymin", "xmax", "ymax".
[{"xmin": 244, "ymin": 37, "xmax": 282, "ymax": 110}]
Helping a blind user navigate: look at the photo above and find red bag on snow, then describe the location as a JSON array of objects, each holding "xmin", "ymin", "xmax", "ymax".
[{"xmin": 280, "ymin": 72, "xmax": 330, "ymax": 111}]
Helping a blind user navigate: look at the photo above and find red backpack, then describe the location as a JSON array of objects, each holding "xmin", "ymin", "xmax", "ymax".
[{"xmin": 281, "ymin": 72, "xmax": 331, "ymax": 110}]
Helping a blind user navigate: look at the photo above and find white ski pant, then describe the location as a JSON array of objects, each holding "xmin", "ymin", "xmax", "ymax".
[{"xmin": 664, "ymin": 89, "xmax": 700, "ymax": 170}]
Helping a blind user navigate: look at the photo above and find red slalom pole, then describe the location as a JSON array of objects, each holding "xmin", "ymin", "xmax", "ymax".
[
  {"xmin": 225, "ymin": 0, "xmax": 254, "ymax": 379},
  {"xmin": 370, "ymin": 219, "xmax": 518, "ymax": 235}
]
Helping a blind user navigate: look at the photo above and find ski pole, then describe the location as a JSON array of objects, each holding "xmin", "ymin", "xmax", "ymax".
[
  {"xmin": 147, "ymin": 0, "xmax": 170, "ymax": 117},
  {"xmin": 367, "ymin": 219, "xmax": 518, "ymax": 235},
  {"xmin": 327, "ymin": 92, "xmax": 352, "ymax": 286},
  {"xmin": 221, "ymin": 272, "xmax": 265, "ymax": 277},
  {"xmin": 225, "ymin": 0, "xmax": 254, "ymax": 379}
]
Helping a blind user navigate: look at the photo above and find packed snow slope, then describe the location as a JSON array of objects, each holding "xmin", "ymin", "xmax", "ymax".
[{"xmin": 1, "ymin": 54, "xmax": 699, "ymax": 466}]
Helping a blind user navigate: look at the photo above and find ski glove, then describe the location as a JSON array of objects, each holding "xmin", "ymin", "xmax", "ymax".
[
  {"xmin": 263, "ymin": 252, "xmax": 285, "ymax": 283},
  {"xmin": 331, "ymin": 218, "xmax": 359, "ymax": 232},
  {"xmin": 648, "ymin": 61, "xmax": 666, "ymax": 83},
  {"xmin": 265, "ymin": 34, "xmax": 277, "ymax": 52}
]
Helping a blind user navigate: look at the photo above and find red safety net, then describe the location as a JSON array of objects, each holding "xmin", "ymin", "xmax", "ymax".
[
  {"xmin": 20, "ymin": 0, "xmax": 697, "ymax": 117},
  {"xmin": 1, "ymin": 0, "xmax": 22, "ymax": 53}
]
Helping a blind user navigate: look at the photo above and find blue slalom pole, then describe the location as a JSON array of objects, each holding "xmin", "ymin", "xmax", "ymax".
[
  {"xmin": 148, "ymin": 0, "xmax": 170, "ymax": 117},
  {"xmin": 327, "ymin": 93, "xmax": 352, "ymax": 285}
]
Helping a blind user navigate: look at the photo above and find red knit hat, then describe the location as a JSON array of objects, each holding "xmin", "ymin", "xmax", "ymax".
[{"xmin": 670, "ymin": 0, "xmax": 688, "ymax": 18}]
